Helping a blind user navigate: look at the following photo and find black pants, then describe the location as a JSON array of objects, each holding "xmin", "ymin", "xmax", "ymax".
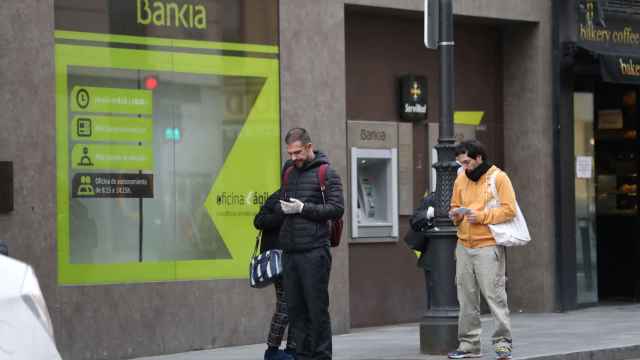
[
  {"xmin": 283, "ymin": 247, "xmax": 332, "ymax": 360},
  {"xmin": 267, "ymin": 279, "xmax": 296, "ymax": 349}
]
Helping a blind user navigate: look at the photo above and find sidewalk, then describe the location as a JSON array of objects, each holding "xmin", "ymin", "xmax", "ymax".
[{"xmin": 136, "ymin": 303, "xmax": 640, "ymax": 360}]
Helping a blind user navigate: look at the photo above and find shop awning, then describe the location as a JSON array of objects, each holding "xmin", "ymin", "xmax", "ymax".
[
  {"xmin": 576, "ymin": 42, "xmax": 640, "ymax": 85},
  {"xmin": 599, "ymin": 52, "xmax": 640, "ymax": 84}
]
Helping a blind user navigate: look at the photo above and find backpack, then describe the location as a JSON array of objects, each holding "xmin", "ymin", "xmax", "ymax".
[
  {"xmin": 404, "ymin": 192, "xmax": 436, "ymax": 253},
  {"xmin": 283, "ymin": 164, "xmax": 344, "ymax": 247},
  {"xmin": 409, "ymin": 192, "xmax": 437, "ymax": 233}
]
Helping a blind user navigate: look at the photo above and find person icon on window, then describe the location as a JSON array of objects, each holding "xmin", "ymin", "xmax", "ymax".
[
  {"xmin": 77, "ymin": 176, "xmax": 95, "ymax": 196},
  {"xmin": 78, "ymin": 146, "xmax": 93, "ymax": 167}
]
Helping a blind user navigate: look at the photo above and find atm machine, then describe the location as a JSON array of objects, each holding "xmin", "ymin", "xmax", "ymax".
[{"xmin": 351, "ymin": 147, "xmax": 398, "ymax": 239}]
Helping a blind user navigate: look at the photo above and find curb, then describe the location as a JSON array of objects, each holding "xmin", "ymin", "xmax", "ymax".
[{"xmin": 519, "ymin": 345, "xmax": 640, "ymax": 360}]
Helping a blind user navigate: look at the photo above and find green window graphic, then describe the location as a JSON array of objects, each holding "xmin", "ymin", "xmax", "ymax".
[{"xmin": 55, "ymin": 35, "xmax": 280, "ymax": 284}]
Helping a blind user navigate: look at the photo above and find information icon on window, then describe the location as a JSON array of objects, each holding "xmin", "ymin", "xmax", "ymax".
[{"xmin": 77, "ymin": 118, "xmax": 92, "ymax": 137}]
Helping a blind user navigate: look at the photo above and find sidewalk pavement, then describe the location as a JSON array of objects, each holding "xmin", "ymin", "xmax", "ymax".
[{"xmin": 136, "ymin": 303, "xmax": 640, "ymax": 360}]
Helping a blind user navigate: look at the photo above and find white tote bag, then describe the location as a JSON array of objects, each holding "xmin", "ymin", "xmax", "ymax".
[{"xmin": 486, "ymin": 171, "xmax": 531, "ymax": 247}]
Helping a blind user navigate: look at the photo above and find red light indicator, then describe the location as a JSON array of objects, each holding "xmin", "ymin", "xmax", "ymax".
[{"xmin": 144, "ymin": 76, "xmax": 158, "ymax": 90}]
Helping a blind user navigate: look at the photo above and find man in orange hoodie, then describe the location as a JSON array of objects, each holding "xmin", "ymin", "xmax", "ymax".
[{"xmin": 447, "ymin": 140, "xmax": 517, "ymax": 360}]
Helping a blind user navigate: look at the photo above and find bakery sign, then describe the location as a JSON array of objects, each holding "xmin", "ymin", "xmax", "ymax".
[
  {"xmin": 576, "ymin": 0, "xmax": 640, "ymax": 51},
  {"xmin": 399, "ymin": 75, "xmax": 427, "ymax": 121},
  {"xmin": 576, "ymin": 0, "xmax": 640, "ymax": 84}
]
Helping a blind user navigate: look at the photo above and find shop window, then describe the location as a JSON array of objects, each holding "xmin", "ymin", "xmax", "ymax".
[{"xmin": 54, "ymin": 0, "xmax": 280, "ymax": 285}]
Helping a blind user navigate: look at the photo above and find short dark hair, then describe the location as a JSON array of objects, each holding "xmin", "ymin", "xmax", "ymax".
[
  {"xmin": 454, "ymin": 143, "xmax": 466, "ymax": 157},
  {"xmin": 285, "ymin": 127, "xmax": 312, "ymax": 145},
  {"xmin": 454, "ymin": 140, "xmax": 488, "ymax": 161}
]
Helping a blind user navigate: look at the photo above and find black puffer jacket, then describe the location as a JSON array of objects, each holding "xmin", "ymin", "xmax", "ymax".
[
  {"xmin": 279, "ymin": 151, "xmax": 344, "ymax": 252},
  {"xmin": 253, "ymin": 190, "xmax": 284, "ymax": 252}
]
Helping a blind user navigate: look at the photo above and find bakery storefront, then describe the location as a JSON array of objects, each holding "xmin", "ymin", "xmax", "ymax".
[{"xmin": 557, "ymin": 0, "xmax": 640, "ymax": 309}]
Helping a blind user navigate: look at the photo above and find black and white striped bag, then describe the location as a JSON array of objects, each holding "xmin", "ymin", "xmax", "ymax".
[{"xmin": 249, "ymin": 232, "xmax": 283, "ymax": 288}]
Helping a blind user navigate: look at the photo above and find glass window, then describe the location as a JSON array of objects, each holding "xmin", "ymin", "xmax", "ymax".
[
  {"xmin": 573, "ymin": 92, "xmax": 598, "ymax": 305},
  {"xmin": 55, "ymin": 0, "xmax": 280, "ymax": 284}
]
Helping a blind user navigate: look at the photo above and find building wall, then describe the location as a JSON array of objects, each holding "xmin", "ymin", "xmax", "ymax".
[
  {"xmin": 0, "ymin": 0, "xmax": 57, "ymax": 351},
  {"xmin": 279, "ymin": 0, "xmax": 352, "ymax": 336},
  {"xmin": 1, "ymin": 1, "xmax": 296, "ymax": 359},
  {"xmin": 280, "ymin": 0, "xmax": 556, "ymax": 321},
  {"xmin": 0, "ymin": 0, "xmax": 554, "ymax": 359},
  {"xmin": 345, "ymin": 9, "xmax": 504, "ymax": 327},
  {"xmin": 501, "ymin": 6, "xmax": 556, "ymax": 312}
]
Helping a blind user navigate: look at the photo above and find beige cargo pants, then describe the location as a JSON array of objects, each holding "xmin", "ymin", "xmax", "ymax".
[{"xmin": 455, "ymin": 243, "xmax": 512, "ymax": 353}]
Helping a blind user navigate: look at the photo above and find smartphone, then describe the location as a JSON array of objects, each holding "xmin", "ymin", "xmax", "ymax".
[{"xmin": 454, "ymin": 207, "xmax": 471, "ymax": 215}]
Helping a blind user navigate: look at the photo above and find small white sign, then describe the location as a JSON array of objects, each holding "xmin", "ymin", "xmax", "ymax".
[
  {"xmin": 424, "ymin": 0, "xmax": 439, "ymax": 49},
  {"xmin": 576, "ymin": 156, "xmax": 593, "ymax": 179}
]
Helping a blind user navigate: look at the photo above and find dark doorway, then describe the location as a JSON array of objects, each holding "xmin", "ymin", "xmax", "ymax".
[{"xmin": 593, "ymin": 82, "xmax": 640, "ymax": 302}]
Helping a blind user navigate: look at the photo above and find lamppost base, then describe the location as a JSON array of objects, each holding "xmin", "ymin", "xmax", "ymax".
[
  {"xmin": 420, "ymin": 222, "xmax": 459, "ymax": 355},
  {"xmin": 420, "ymin": 314, "xmax": 458, "ymax": 355}
]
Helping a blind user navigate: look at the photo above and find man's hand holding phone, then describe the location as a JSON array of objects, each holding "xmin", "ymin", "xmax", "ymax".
[
  {"xmin": 466, "ymin": 209, "xmax": 480, "ymax": 224},
  {"xmin": 280, "ymin": 198, "xmax": 304, "ymax": 214},
  {"xmin": 449, "ymin": 207, "xmax": 471, "ymax": 222}
]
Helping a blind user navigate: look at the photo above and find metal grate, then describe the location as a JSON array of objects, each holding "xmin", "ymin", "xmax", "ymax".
[{"xmin": 604, "ymin": 0, "xmax": 640, "ymax": 16}]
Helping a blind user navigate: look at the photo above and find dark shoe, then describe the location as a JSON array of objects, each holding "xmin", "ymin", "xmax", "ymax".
[
  {"xmin": 448, "ymin": 350, "xmax": 483, "ymax": 359},
  {"xmin": 495, "ymin": 344, "xmax": 512, "ymax": 360}
]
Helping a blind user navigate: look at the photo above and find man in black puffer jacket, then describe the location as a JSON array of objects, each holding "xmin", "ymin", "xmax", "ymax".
[{"xmin": 278, "ymin": 128, "xmax": 344, "ymax": 360}]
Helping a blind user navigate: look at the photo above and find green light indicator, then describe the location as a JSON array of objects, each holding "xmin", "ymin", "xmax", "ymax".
[
  {"xmin": 164, "ymin": 128, "xmax": 182, "ymax": 141},
  {"xmin": 165, "ymin": 128, "xmax": 174, "ymax": 140}
]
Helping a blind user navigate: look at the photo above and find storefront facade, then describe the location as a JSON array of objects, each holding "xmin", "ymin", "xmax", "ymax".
[
  {"xmin": 0, "ymin": 1, "xmax": 554, "ymax": 359},
  {"xmin": 556, "ymin": 0, "xmax": 640, "ymax": 310}
]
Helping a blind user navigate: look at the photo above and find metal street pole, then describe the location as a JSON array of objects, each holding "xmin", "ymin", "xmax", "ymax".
[{"xmin": 420, "ymin": 0, "xmax": 459, "ymax": 354}]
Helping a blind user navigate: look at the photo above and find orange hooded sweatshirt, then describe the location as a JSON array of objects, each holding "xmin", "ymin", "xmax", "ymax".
[{"xmin": 450, "ymin": 165, "xmax": 517, "ymax": 248}]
